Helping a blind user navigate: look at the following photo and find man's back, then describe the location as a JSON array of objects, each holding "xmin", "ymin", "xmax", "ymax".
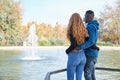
[{"xmin": 85, "ymin": 20, "xmax": 99, "ymax": 57}]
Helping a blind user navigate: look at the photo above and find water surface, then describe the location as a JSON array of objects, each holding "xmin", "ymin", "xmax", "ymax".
[{"xmin": 0, "ymin": 47, "xmax": 120, "ymax": 80}]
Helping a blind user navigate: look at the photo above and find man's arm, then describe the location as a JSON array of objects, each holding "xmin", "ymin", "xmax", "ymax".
[{"xmin": 77, "ymin": 25, "xmax": 96, "ymax": 50}]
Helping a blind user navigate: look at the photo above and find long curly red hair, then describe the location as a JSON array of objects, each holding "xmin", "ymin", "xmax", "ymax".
[{"xmin": 67, "ymin": 13, "xmax": 88, "ymax": 45}]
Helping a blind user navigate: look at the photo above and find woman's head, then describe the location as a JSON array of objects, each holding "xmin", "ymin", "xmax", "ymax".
[{"xmin": 67, "ymin": 13, "xmax": 88, "ymax": 45}]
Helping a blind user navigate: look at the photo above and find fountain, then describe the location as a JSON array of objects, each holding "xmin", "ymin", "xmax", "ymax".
[{"xmin": 21, "ymin": 24, "xmax": 43, "ymax": 60}]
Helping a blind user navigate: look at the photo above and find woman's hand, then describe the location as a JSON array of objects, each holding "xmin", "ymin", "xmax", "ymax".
[{"xmin": 72, "ymin": 48, "xmax": 79, "ymax": 52}]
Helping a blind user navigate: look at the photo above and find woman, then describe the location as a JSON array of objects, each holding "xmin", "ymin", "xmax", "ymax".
[{"xmin": 66, "ymin": 13, "xmax": 88, "ymax": 80}]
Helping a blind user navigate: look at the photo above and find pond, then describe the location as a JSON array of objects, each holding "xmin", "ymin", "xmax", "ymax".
[{"xmin": 0, "ymin": 47, "xmax": 120, "ymax": 80}]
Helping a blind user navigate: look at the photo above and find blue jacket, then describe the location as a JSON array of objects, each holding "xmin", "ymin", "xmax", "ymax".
[{"xmin": 77, "ymin": 20, "xmax": 99, "ymax": 57}]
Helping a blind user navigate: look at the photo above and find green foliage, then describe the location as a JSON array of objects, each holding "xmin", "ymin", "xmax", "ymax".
[
  {"xmin": 97, "ymin": 42, "xmax": 114, "ymax": 46},
  {"xmin": 0, "ymin": 0, "xmax": 22, "ymax": 46},
  {"xmin": 48, "ymin": 39, "xmax": 56, "ymax": 45},
  {"xmin": 38, "ymin": 37, "xmax": 50, "ymax": 46},
  {"xmin": 34, "ymin": 22, "xmax": 68, "ymax": 46},
  {"xmin": 39, "ymin": 40, "xmax": 51, "ymax": 46},
  {"xmin": 54, "ymin": 39, "xmax": 65, "ymax": 46},
  {"xmin": 99, "ymin": 0, "xmax": 120, "ymax": 45},
  {"xmin": 38, "ymin": 38, "xmax": 66, "ymax": 46}
]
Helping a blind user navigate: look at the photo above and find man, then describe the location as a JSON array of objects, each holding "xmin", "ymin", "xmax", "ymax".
[{"xmin": 74, "ymin": 10, "xmax": 99, "ymax": 80}]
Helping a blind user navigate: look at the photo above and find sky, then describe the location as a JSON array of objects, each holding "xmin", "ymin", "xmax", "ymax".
[{"xmin": 16, "ymin": 0, "xmax": 117, "ymax": 26}]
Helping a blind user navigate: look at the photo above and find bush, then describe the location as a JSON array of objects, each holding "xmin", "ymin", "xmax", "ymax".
[
  {"xmin": 54, "ymin": 39, "xmax": 64, "ymax": 46},
  {"xmin": 38, "ymin": 38, "xmax": 66, "ymax": 46},
  {"xmin": 49, "ymin": 39, "xmax": 56, "ymax": 45},
  {"xmin": 97, "ymin": 41, "xmax": 114, "ymax": 46},
  {"xmin": 38, "ymin": 38, "xmax": 51, "ymax": 46}
]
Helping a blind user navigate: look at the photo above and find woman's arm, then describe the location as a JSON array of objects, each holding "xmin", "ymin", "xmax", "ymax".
[{"xmin": 66, "ymin": 32, "xmax": 77, "ymax": 54}]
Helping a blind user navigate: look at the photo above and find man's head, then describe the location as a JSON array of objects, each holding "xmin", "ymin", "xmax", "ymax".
[{"xmin": 84, "ymin": 10, "xmax": 94, "ymax": 23}]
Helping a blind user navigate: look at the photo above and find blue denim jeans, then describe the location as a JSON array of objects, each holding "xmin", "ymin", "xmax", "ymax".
[
  {"xmin": 67, "ymin": 51, "xmax": 86, "ymax": 80},
  {"xmin": 84, "ymin": 56, "xmax": 97, "ymax": 80}
]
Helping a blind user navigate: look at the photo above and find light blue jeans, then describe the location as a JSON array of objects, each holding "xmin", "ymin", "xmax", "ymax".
[
  {"xmin": 84, "ymin": 56, "xmax": 97, "ymax": 80},
  {"xmin": 67, "ymin": 51, "xmax": 86, "ymax": 80}
]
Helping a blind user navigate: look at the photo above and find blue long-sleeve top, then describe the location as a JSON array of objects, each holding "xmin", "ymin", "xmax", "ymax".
[{"xmin": 77, "ymin": 20, "xmax": 99, "ymax": 57}]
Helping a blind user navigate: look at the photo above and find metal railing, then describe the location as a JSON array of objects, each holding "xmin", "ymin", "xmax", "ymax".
[{"xmin": 44, "ymin": 67, "xmax": 120, "ymax": 80}]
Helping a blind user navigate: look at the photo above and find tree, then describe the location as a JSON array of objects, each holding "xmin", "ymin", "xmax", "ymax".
[
  {"xmin": 0, "ymin": 0, "xmax": 22, "ymax": 46},
  {"xmin": 99, "ymin": 0, "xmax": 120, "ymax": 44}
]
